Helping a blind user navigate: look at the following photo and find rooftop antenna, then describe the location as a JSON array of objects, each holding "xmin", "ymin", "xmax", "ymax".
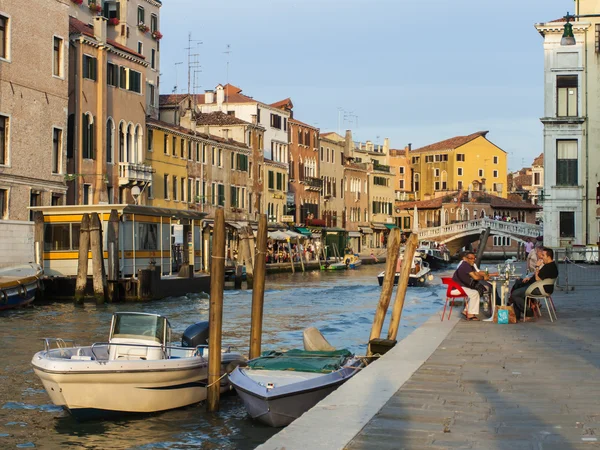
[
  {"xmin": 224, "ymin": 44, "xmax": 232, "ymax": 108},
  {"xmin": 185, "ymin": 33, "xmax": 202, "ymax": 109},
  {"xmin": 337, "ymin": 107, "xmax": 347, "ymax": 135},
  {"xmin": 173, "ymin": 61, "xmax": 183, "ymax": 93}
]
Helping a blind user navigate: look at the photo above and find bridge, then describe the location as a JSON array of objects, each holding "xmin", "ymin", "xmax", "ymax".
[{"xmin": 417, "ymin": 218, "xmax": 543, "ymax": 255}]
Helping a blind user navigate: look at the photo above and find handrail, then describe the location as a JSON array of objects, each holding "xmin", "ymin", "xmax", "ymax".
[{"xmin": 42, "ymin": 338, "xmax": 77, "ymax": 352}]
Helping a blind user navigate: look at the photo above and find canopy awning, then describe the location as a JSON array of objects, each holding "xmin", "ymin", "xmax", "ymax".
[
  {"xmin": 385, "ymin": 224, "xmax": 398, "ymax": 230},
  {"xmin": 359, "ymin": 227, "xmax": 373, "ymax": 234},
  {"xmin": 348, "ymin": 231, "xmax": 362, "ymax": 238},
  {"xmin": 295, "ymin": 227, "xmax": 312, "ymax": 237},
  {"xmin": 268, "ymin": 231, "xmax": 290, "ymax": 241},
  {"xmin": 371, "ymin": 223, "xmax": 387, "ymax": 231}
]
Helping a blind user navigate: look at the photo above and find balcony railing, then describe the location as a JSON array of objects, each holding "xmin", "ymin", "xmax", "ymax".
[
  {"xmin": 303, "ymin": 177, "xmax": 323, "ymax": 191},
  {"xmin": 118, "ymin": 162, "xmax": 154, "ymax": 186},
  {"xmin": 373, "ymin": 163, "xmax": 391, "ymax": 173}
]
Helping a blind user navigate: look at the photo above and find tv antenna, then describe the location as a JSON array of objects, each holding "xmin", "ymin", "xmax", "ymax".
[
  {"xmin": 173, "ymin": 62, "xmax": 183, "ymax": 93},
  {"xmin": 185, "ymin": 33, "xmax": 202, "ymax": 106},
  {"xmin": 224, "ymin": 44, "xmax": 232, "ymax": 106}
]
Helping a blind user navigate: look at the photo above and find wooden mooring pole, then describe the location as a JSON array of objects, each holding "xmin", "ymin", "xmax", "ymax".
[
  {"xmin": 33, "ymin": 211, "xmax": 44, "ymax": 269},
  {"xmin": 387, "ymin": 233, "xmax": 419, "ymax": 341},
  {"xmin": 107, "ymin": 209, "xmax": 119, "ymax": 303},
  {"xmin": 475, "ymin": 227, "xmax": 490, "ymax": 268},
  {"xmin": 367, "ymin": 228, "xmax": 401, "ymax": 356},
  {"xmin": 249, "ymin": 214, "xmax": 267, "ymax": 360},
  {"xmin": 90, "ymin": 213, "xmax": 107, "ymax": 304},
  {"xmin": 207, "ymin": 208, "xmax": 226, "ymax": 412},
  {"xmin": 74, "ymin": 214, "xmax": 90, "ymax": 305}
]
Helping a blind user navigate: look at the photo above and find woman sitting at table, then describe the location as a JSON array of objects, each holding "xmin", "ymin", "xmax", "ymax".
[{"xmin": 511, "ymin": 247, "xmax": 558, "ymax": 321}]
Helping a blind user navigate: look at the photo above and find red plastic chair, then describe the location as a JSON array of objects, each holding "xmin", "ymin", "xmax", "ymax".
[{"xmin": 441, "ymin": 277, "xmax": 469, "ymax": 321}]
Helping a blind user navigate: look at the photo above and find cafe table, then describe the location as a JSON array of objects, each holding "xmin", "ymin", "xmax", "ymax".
[{"xmin": 483, "ymin": 274, "xmax": 519, "ymax": 322}]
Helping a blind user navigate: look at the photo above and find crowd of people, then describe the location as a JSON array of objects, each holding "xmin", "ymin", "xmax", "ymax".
[{"xmin": 451, "ymin": 244, "xmax": 558, "ymax": 322}]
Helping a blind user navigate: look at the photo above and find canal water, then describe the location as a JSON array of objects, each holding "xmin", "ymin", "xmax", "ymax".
[{"xmin": 0, "ymin": 264, "xmax": 450, "ymax": 449}]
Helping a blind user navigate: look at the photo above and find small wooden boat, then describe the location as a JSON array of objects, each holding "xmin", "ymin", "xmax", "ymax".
[
  {"xmin": 377, "ymin": 254, "xmax": 433, "ymax": 287},
  {"xmin": 31, "ymin": 312, "xmax": 245, "ymax": 419},
  {"xmin": 229, "ymin": 328, "xmax": 365, "ymax": 427},
  {"xmin": 342, "ymin": 254, "xmax": 362, "ymax": 269},
  {"xmin": 0, "ymin": 263, "xmax": 43, "ymax": 311},
  {"xmin": 320, "ymin": 260, "xmax": 347, "ymax": 270}
]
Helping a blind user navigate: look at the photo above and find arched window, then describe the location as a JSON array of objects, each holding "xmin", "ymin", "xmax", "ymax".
[
  {"xmin": 118, "ymin": 121, "xmax": 125, "ymax": 162},
  {"xmin": 82, "ymin": 113, "xmax": 94, "ymax": 159},
  {"xmin": 135, "ymin": 124, "xmax": 143, "ymax": 163},
  {"xmin": 126, "ymin": 124, "xmax": 133, "ymax": 163},
  {"xmin": 413, "ymin": 173, "xmax": 420, "ymax": 192},
  {"xmin": 106, "ymin": 118, "xmax": 114, "ymax": 164}
]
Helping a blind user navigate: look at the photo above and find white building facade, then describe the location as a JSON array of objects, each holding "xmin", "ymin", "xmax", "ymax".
[{"xmin": 536, "ymin": 17, "xmax": 591, "ymax": 248}]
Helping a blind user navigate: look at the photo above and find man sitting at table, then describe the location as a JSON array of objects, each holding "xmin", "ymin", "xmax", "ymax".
[
  {"xmin": 452, "ymin": 251, "xmax": 489, "ymax": 321},
  {"xmin": 511, "ymin": 247, "xmax": 558, "ymax": 321}
]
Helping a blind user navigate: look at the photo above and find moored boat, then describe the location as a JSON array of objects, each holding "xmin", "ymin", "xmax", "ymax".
[
  {"xmin": 320, "ymin": 260, "xmax": 347, "ymax": 270},
  {"xmin": 229, "ymin": 328, "xmax": 365, "ymax": 427},
  {"xmin": 343, "ymin": 253, "xmax": 362, "ymax": 269},
  {"xmin": 417, "ymin": 247, "xmax": 450, "ymax": 271},
  {"xmin": 0, "ymin": 263, "xmax": 43, "ymax": 311},
  {"xmin": 377, "ymin": 253, "xmax": 432, "ymax": 287},
  {"xmin": 31, "ymin": 312, "xmax": 245, "ymax": 419}
]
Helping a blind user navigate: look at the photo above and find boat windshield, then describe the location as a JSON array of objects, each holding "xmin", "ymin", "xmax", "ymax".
[{"xmin": 111, "ymin": 314, "xmax": 166, "ymax": 343}]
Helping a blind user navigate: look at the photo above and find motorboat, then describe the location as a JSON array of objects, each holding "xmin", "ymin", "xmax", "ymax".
[
  {"xmin": 342, "ymin": 253, "xmax": 362, "ymax": 269},
  {"xmin": 417, "ymin": 247, "xmax": 450, "ymax": 271},
  {"xmin": 377, "ymin": 253, "xmax": 433, "ymax": 287},
  {"xmin": 0, "ymin": 263, "xmax": 43, "ymax": 311},
  {"xmin": 320, "ymin": 260, "xmax": 347, "ymax": 271},
  {"xmin": 229, "ymin": 327, "xmax": 365, "ymax": 427},
  {"xmin": 31, "ymin": 312, "xmax": 245, "ymax": 419}
]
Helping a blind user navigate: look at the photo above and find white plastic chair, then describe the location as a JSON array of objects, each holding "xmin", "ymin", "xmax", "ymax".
[{"xmin": 524, "ymin": 278, "xmax": 557, "ymax": 323}]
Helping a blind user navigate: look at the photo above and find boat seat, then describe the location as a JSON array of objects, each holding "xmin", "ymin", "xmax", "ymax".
[
  {"xmin": 108, "ymin": 337, "xmax": 165, "ymax": 361},
  {"xmin": 303, "ymin": 327, "xmax": 336, "ymax": 351},
  {"xmin": 70, "ymin": 355, "xmax": 93, "ymax": 360}
]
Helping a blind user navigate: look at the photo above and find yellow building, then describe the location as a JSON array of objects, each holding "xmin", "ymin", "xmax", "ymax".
[
  {"xmin": 409, "ymin": 131, "xmax": 507, "ymax": 200},
  {"xmin": 264, "ymin": 159, "xmax": 288, "ymax": 223}
]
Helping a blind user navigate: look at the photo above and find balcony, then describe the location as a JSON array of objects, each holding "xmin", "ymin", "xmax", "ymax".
[
  {"xmin": 303, "ymin": 177, "xmax": 323, "ymax": 191},
  {"xmin": 373, "ymin": 163, "xmax": 391, "ymax": 173},
  {"xmin": 118, "ymin": 162, "xmax": 154, "ymax": 186}
]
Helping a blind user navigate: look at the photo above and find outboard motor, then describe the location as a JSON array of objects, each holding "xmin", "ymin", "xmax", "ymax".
[{"xmin": 182, "ymin": 321, "xmax": 210, "ymax": 348}]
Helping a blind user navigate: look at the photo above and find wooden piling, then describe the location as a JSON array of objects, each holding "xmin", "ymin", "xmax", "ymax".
[
  {"xmin": 367, "ymin": 228, "xmax": 401, "ymax": 356},
  {"xmin": 90, "ymin": 212, "xmax": 107, "ymax": 304},
  {"xmin": 33, "ymin": 211, "xmax": 44, "ymax": 268},
  {"xmin": 387, "ymin": 233, "xmax": 419, "ymax": 341},
  {"xmin": 74, "ymin": 214, "xmax": 90, "ymax": 305},
  {"xmin": 243, "ymin": 225, "xmax": 255, "ymax": 287},
  {"xmin": 475, "ymin": 227, "xmax": 490, "ymax": 268},
  {"xmin": 287, "ymin": 239, "xmax": 295, "ymax": 273},
  {"xmin": 207, "ymin": 208, "xmax": 226, "ymax": 412},
  {"xmin": 297, "ymin": 238, "xmax": 305, "ymax": 273},
  {"xmin": 249, "ymin": 214, "xmax": 267, "ymax": 360},
  {"xmin": 107, "ymin": 209, "xmax": 119, "ymax": 303}
]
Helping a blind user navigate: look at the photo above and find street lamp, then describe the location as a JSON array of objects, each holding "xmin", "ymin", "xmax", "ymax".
[{"xmin": 561, "ymin": 13, "xmax": 576, "ymax": 45}]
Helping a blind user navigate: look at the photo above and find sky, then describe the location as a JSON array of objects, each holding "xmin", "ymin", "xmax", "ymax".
[{"xmin": 158, "ymin": 0, "xmax": 572, "ymax": 172}]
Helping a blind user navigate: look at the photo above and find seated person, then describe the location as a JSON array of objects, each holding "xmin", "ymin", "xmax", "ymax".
[
  {"xmin": 512, "ymin": 246, "xmax": 544, "ymax": 293},
  {"xmin": 452, "ymin": 251, "xmax": 489, "ymax": 321},
  {"xmin": 456, "ymin": 258, "xmax": 499, "ymax": 306},
  {"xmin": 511, "ymin": 247, "xmax": 558, "ymax": 321}
]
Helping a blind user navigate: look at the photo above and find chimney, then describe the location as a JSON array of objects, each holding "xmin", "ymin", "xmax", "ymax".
[
  {"xmin": 205, "ymin": 90, "xmax": 214, "ymax": 104},
  {"xmin": 216, "ymin": 85, "xmax": 225, "ymax": 109},
  {"xmin": 251, "ymin": 114, "xmax": 257, "ymax": 125},
  {"xmin": 93, "ymin": 16, "xmax": 107, "ymax": 44},
  {"xmin": 383, "ymin": 138, "xmax": 389, "ymax": 153}
]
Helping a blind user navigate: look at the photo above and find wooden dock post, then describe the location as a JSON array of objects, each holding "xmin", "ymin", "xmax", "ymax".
[
  {"xmin": 90, "ymin": 213, "xmax": 107, "ymax": 305},
  {"xmin": 207, "ymin": 208, "xmax": 226, "ymax": 412},
  {"xmin": 107, "ymin": 209, "xmax": 119, "ymax": 303},
  {"xmin": 297, "ymin": 238, "xmax": 305, "ymax": 273},
  {"xmin": 74, "ymin": 214, "xmax": 90, "ymax": 305},
  {"xmin": 243, "ymin": 225, "xmax": 255, "ymax": 287},
  {"xmin": 287, "ymin": 239, "xmax": 295, "ymax": 273},
  {"xmin": 367, "ymin": 228, "xmax": 401, "ymax": 356},
  {"xmin": 33, "ymin": 211, "xmax": 44, "ymax": 268},
  {"xmin": 475, "ymin": 227, "xmax": 490, "ymax": 268},
  {"xmin": 387, "ymin": 233, "xmax": 419, "ymax": 341},
  {"xmin": 249, "ymin": 214, "xmax": 267, "ymax": 360}
]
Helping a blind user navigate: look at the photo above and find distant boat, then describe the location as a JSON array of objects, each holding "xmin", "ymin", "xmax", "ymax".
[
  {"xmin": 229, "ymin": 328, "xmax": 365, "ymax": 427},
  {"xmin": 320, "ymin": 260, "xmax": 347, "ymax": 270},
  {"xmin": 377, "ymin": 253, "xmax": 432, "ymax": 287},
  {"xmin": 342, "ymin": 254, "xmax": 362, "ymax": 269},
  {"xmin": 417, "ymin": 247, "xmax": 450, "ymax": 271},
  {"xmin": 0, "ymin": 263, "xmax": 43, "ymax": 311}
]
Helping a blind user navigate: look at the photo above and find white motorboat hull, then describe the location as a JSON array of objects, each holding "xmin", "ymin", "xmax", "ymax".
[
  {"xmin": 229, "ymin": 358, "xmax": 363, "ymax": 427},
  {"xmin": 32, "ymin": 346, "xmax": 242, "ymax": 418}
]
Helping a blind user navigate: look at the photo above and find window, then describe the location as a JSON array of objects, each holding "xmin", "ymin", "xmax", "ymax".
[
  {"xmin": 195, "ymin": 180, "xmax": 200, "ymax": 203},
  {"xmin": 53, "ymin": 37, "xmax": 63, "ymax": 77},
  {"xmin": 373, "ymin": 176, "xmax": 388, "ymax": 186},
  {"xmin": 434, "ymin": 168, "xmax": 440, "ymax": 177},
  {"xmin": 399, "ymin": 180, "xmax": 405, "ymax": 189},
  {"xmin": 399, "ymin": 166, "xmax": 405, "ymax": 174},
  {"xmin": 128, "ymin": 70, "xmax": 142, "ymax": 93},
  {"xmin": 493, "ymin": 236, "xmax": 511, "ymax": 246},
  {"xmin": 51, "ymin": 193, "xmax": 63, "ymax": 206},
  {"xmin": 268, "ymin": 170, "xmax": 274, "ymax": 189},
  {"xmin": 147, "ymin": 129, "xmax": 153, "ymax": 152},
  {"xmin": 138, "ymin": 223, "xmax": 158, "ymax": 250},
  {"xmin": 180, "ymin": 139, "xmax": 185, "ymax": 158},
  {"xmin": 150, "ymin": 14, "xmax": 158, "ymax": 32},
  {"xmin": 478, "ymin": 169, "xmax": 484, "ymax": 177},
  {"xmin": 43, "ymin": 223, "xmax": 81, "ymax": 251},
  {"xmin": 270, "ymin": 114, "xmax": 282, "ymax": 129},
  {"xmin": 457, "ymin": 180, "xmax": 463, "ymax": 190},
  {"xmin": 218, "ymin": 148, "xmax": 223, "ymax": 167},
  {"xmin": 151, "ymin": 49, "xmax": 156, "ymax": 70},
  {"xmin": 276, "ymin": 172, "xmax": 283, "ymax": 190},
  {"xmin": 29, "ymin": 192, "xmax": 42, "ymax": 220},
  {"xmin": 0, "ymin": 188, "xmax": 6, "ymax": 219},
  {"xmin": 187, "ymin": 140, "xmax": 192, "ymax": 160},
  {"xmin": 137, "ymin": 6, "xmax": 145, "ymax": 25},
  {"xmin": 83, "ymin": 184, "xmax": 91, "ymax": 205},
  {"xmin": 107, "ymin": 63, "xmax": 119, "ymax": 87},
  {"xmin": 0, "ymin": 114, "xmax": 7, "ymax": 165},
  {"xmin": 0, "ymin": 14, "xmax": 9, "ymax": 60},
  {"xmin": 493, "ymin": 170, "xmax": 498, "ymax": 178},
  {"xmin": 320, "ymin": 146, "xmax": 324, "ymax": 161},
  {"xmin": 556, "ymin": 140, "xmax": 578, "ymax": 186},
  {"xmin": 163, "ymin": 134, "xmax": 168, "ymax": 154},
  {"xmin": 560, "ymin": 211, "xmax": 575, "ymax": 237},
  {"xmin": 83, "ymin": 55, "xmax": 97, "ymax": 81},
  {"xmin": 493, "ymin": 156, "xmax": 498, "ymax": 164},
  {"xmin": 218, "ymin": 184, "xmax": 225, "ymax": 206},
  {"xmin": 202, "ymin": 144, "xmax": 207, "ymax": 163},
  {"xmin": 195, "ymin": 142, "xmax": 200, "ymax": 161},
  {"xmin": 52, "ymin": 128, "xmax": 62, "ymax": 174},
  {"xmin": 181, "ymin": 177, "xmax": 185, "ymax": 202},
  {"xmin": 534, "ymin": 172, "xmax": 541, "ymax": 185},
  {"xmin": 106, "ymin": 119, "xmax": 114, "ymax": 163},
  {"xmin": 557, "ymin": 75, "xmax": 578, "ymax": 117},
  {"xmin": 163, "ymin": 174, "xmax": 169, "ymax": 199},
  {"xmin": 82, "ymin": 113, "xmax": 94, "ymax": 159},
  {"xmin": 456, "ymin": 153, "xmax": 465, "ymax": 162},
  {"xmin": 137, "ymin": 41, "xmax": 143, "ymax": 55},
  {"xmin": 457, "ymin": 167, "xmax": 463, "ymax": 176},
  {"xmin": 103, "ymin": 1, "xmax": 120, "ymax": 20},
  {"xmin": 172, "ymin": 176, "xmax": 178, "ymax": 201}
]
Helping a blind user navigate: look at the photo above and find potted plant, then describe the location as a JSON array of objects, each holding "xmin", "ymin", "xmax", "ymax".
[
  {"xmin": 88, "ymin": 2, "xmax": 102, "ymax": 13},
  {"xmin": 151, "ymin": 30, "xmax": 163, "ymax": 41},
  {"xmin": 138, "ymin": 23, "xmax": 150, "ymax": 33},
  {"xmin": 71, "ymin": 0, "xmax": 83, "ymax": 5},
  {"xmin": 108, "ymin": 18, "xmax": 120, "ymax": 26}
]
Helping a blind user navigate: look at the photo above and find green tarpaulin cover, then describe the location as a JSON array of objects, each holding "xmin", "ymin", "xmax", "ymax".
[{"xmin": 247, "ymin": 349, "xmax": 353, "ymax": 373}]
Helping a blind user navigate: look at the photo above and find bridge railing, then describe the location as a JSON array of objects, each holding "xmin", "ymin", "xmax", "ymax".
[{"xmin": 418, "ymin": 218, "xmax": 542, "ymax": 240}]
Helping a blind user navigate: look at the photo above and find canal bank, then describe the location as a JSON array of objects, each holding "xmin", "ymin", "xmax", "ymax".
[{"xmin": 259, "ymin": 288, "xmax": 599, "ymax": 450}]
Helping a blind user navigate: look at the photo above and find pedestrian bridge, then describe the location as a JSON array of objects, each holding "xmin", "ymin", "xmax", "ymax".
[{"xmin": 417, "ymin": 218, "xmax": 542, "ymax": 254}]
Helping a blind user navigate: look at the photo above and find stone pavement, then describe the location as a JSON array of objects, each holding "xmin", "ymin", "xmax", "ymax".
[{"xmin": 346, "ymin": 289, "xmax": 600, "ymax": 450}]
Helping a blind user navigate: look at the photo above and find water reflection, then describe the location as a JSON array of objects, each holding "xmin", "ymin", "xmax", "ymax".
[{"xmin": 0, "ymin": 265, "xmax": 448, "ymax": 449}]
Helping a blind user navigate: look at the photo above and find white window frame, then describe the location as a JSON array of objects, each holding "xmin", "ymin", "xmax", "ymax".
[
  {"xmin": 457, "ymin": 167, "xmax": 463, "ymax": 176},
  {"xmin": 0, "ymin": 186, "xmax": 10, "ymax": 219},
  {"xmin": 493, "ymin": 170, "xmax": 498, "ymax": 178},
  {"xmin": 493, "ymin": 156, "xmax": 498, "ymax": 164},
  {"xmin": 0, "ymin": 112, "xmax": 10, "ymax": 167},
  {"xmin": 478, "ymin": 169, "xmax": 484, "ymax": 177},
  {"xmin": 52, "ymin": 35, "xmax": 65, "ymax": 79},
  {"xmin": 0, "ymin": 12, "xmax": 12, "ymax": 63},
  {"xmin": 51, "ymin": 126, "xmax": 63, "ymax": 174}
]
